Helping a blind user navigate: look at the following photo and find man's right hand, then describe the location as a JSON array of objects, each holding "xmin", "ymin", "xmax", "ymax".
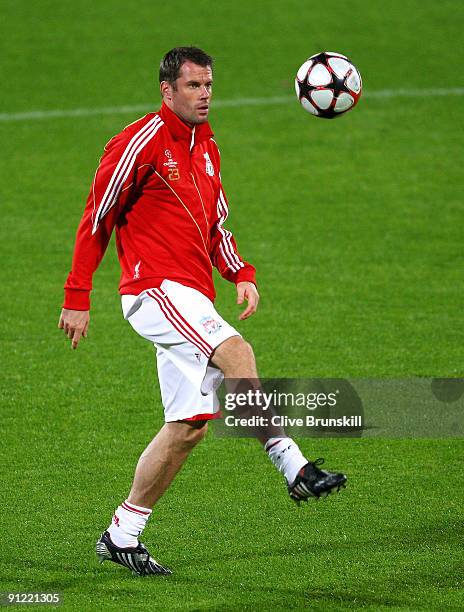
[{"xmin": 58, "ymin": 308, "xmax": 90, "ymax": 350}]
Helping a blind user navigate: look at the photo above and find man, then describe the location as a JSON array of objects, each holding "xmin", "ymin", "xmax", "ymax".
[{"xmin": 59, "ymin": 47, "xmax": 347, "ymax": 577}]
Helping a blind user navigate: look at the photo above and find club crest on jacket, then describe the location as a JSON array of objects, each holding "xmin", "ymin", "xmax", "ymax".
[{"xmin": 204, "ymin": 152, "xmax": 214, "ymax": 177}]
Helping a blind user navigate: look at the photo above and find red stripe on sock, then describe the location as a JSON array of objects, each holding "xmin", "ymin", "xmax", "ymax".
[
  {"xmin": 122, "ymin": 501, "xmax": 151, "ymax": 516},
  {"xmin": 265, "ymin": 439, "xmax": 282, "ymax": 452}
]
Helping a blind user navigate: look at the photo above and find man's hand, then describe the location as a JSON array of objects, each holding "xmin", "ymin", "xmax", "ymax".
[
  {"xmin": 236, "ymin": 282, "xmax": 259, "ymax": 320},
  {"xmin": 58, "ymin": 308, "xmax": 90, "ymax": 349}
]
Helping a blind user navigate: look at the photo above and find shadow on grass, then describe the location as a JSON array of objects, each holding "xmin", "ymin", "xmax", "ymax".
[
  {"xmin": 1, "ymin": 520, "xmax": 461, "ymax": 609},
  {"xmin": 171, "ymin": 519, "xmax": 463, "ymax": 567}
]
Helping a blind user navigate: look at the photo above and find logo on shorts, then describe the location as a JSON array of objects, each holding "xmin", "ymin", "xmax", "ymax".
[
  {"xmin": 204, "ymin": 152, "xmax": 214, "ymax": 177},
  {"xmin": 200, "ymin": 316, "xmax": 222, "ymax": 335}
]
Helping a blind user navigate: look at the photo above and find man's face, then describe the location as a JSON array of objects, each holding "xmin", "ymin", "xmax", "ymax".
[{"xmin": 162, "ymin": 60, "xmax": 213, "ymax": 125}]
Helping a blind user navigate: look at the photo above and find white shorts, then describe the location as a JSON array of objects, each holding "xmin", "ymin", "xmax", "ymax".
[{"xmin": 121, "ymin": 279, "xmax": 240, "ymax": 422}]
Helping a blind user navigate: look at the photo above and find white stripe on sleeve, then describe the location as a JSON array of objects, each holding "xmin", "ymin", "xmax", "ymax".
[
  {"xmin": 91, "ymin": 116, "xmax": 164, "ymax": 234},
  {"xmin": 215, "ymin": 188, "xmax": 244, "ymax": 273}
]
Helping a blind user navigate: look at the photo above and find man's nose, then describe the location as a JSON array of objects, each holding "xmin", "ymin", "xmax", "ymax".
[{"xmin": 200, "ymin": 86, "xmax": 210, "ymax": 98}]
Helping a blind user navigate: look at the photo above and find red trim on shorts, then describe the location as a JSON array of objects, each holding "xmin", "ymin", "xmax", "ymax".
[
  {"xmin": 147, "ymin": 289, "xmax": 212, "ymax": 356},
  {"xmin": 182, "ymin": 410, "xmax": 222, "ymax": 422},
  {"xmin": 158, "ymin": 289, "xmax": 213, "ymax": 354},
  {"xmin": 147, "ymin": 289, "xmax": 210, "ymax": 355}
]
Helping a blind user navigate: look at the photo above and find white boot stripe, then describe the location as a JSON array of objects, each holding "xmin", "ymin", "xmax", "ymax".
[
  {"xmin": 127, "ymin": 555, "xmax": 139, "ymax": 573},
  {"xmin": 123, "ymin": 553, "xmax": 135, "ymax": 572},
  {"xmin": 100, "ymin": 537, "xmax": 169, "ymax": 575}
]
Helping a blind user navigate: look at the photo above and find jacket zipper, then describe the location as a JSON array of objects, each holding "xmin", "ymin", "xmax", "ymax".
[{"xmin": 190, "ymin": 170, "xmax": 210, "ymax": 249}]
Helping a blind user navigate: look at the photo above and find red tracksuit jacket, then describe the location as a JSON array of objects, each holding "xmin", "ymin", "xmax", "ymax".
[{"xmin": 63, "ymin": 102, "xmax": 256, "ymax": 310}]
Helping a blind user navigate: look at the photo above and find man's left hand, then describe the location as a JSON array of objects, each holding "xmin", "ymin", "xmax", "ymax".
[{"xmin": 236, "ymin": 282, "xmax": 259, "ymax": 320}]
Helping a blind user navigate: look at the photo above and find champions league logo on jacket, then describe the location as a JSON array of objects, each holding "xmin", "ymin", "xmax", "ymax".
[
  {"xmin": 163, "ymin": 149, "xmax": 179, "ymax": 169},
  {"xmin": 203, "ymin": 152, "xmax": 214, "ymax": 177},
  {"xmin": 164, "ymin": 149, "xmax": 180, "ymax": 181},
  {"xmin": 163, "ymin": 149, "xmax": 176, "ymax": 167}
]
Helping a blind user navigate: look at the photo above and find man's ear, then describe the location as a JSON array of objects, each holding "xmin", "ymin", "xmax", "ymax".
[{"xmin": 160, "ymin": 80, "xmax": 173, "ymax": 101}]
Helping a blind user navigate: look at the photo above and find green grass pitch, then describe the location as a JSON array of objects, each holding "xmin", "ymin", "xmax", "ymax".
[{"xmin": 1, "ymin": 0, "xmax": 463, "ymax": 609}]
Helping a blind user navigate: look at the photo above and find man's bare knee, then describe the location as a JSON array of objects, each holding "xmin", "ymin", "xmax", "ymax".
[
  {"xmin": 174, "ymin": 420, "xmax": 208, "ymax": 450},
  {"xmin": 211, "ymin": 336, "xmax": 257, "ymax": 378}
]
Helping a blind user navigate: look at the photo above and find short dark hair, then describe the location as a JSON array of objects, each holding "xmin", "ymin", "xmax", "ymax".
[{"xmin": 159, "ymin": 46, "xmax": 213, "ymax": 85}]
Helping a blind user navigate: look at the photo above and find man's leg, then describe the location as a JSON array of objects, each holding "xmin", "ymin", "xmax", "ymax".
[
  {"xmin": 97, "ymin": 420, "xmax": 207, "ymax": 576},
  {"xmin": 107, "ymin": 420, "xmax": 207, "ymax": 547},
  {"xmin": 211, "ymin": 336, "xmax": 285, "ymax": 444},
  {"xmin": 211, "ymin": 336, "xmax": 347, "ymax": 502},
  {"xmin": 210, "ymin": 335, "xmax": 258, "ymax": 379},
  {"xmin": 129, "ymin": 420, "xmax": 208, "ymax": 507}
]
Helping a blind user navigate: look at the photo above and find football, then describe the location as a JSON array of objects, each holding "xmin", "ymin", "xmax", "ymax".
[{"xmin": 295, "ymin": 52, "xmax": 362, "ymax": 119}]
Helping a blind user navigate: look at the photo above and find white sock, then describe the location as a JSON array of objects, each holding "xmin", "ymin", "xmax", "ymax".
[
  {"xmin": 106, "ymin": 499, "xmax": 152, "ymax": 548},
  {"xmin": 265, "ymin": 437, "xmax": 308, "ymax": 485}
]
